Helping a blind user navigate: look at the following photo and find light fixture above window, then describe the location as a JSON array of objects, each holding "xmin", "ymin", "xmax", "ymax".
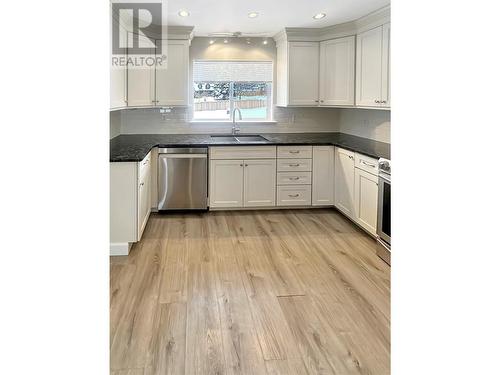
[
  {"xmin": 178, "ymin": 10, "xmax": 190, "ymax": 17},
  {"xmin": 248, "ymin": 12, "xmax": 259, "ymax": 18},
  {"xmin": 313, "ymin": 13, "xmax": 326, "ymax": 20}
]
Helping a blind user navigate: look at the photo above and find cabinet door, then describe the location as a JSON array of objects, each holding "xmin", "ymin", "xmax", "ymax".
[
  {"xmin": 244, "ymin": 159, "xmax": 276, "ymax": 207},
  {"xmin": 110, "ymin": 24, "xmax": 127, "ymax": 109},
  {"xmin": 312, "ymin": 146, "xmax": 335, "ymax": 206},
  {"xmin": 381, "ymin": 23, "xmax": 391, "ymax": 108},
  {"xmin": 354, "ymin": 168, "xmax": 379, "ymax": 235},
  {"xmin": 356, "ymin": 26, "xmax": 383, "ymax": 107},
  {"xmin": 137, "ymin": 163, "xmax": 151, "ymax": 241},
  {"xmin": 156, "ymin": 40, "xmax": 189, "ymax": 106},
  {"xmin": 335, "ymin": 148, "xmax": 355, "ymax": 218},
  {"xmin": 209, "ymin": 160, "xmax": 244, "ymax": 208},
  {"xmin": 288, "ymin": 42, "xmax": 320, "ymax": 106},
  {"xmin": 319, "ymin": 36, "xmax": 355, "ymax": 106},
  {"xmin": 127, "ymin": 33, "xmax": 156, "ymax": 107}
]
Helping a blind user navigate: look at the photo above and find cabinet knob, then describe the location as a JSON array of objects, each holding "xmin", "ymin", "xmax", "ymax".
[
  {"xmin": 349, "ymin": 155, "xmax": 354, "ymax": 160},
  {"xmin": 320, "ymin": 100, "xmax": 324, "ymax": 103},
  {"xmin": 375, "ymin": 100, "xmax": 380, "ymax": 103},
  {"xmin": 240, "ymin": 164, "xmax": 243, "ymax": 167},
  {"xmin": 140, "ymin": 182, "xmax": 144, "ymax": 186},
  {"xmin": 244, "ymin": 164, "xmax": 248, "ymax": 167},
  {"xmin": 315, "ymin": 100, "xmax": 319, "ymax": 103}
]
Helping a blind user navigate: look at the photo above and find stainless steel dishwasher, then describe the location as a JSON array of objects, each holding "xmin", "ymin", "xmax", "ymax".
[{"xmin": 157, "ymin": 148, "xmax": 208, "ymax": 210}]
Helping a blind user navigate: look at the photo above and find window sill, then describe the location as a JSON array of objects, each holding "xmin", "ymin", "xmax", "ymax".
[{"xmin": 189, "ymin": 120, "xmax": 278, "ymax": 125}]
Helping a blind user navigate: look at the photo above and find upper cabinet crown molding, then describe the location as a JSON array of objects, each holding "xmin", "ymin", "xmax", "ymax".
[{"xmin": 273, "ymin": 5, "xmax": 390, "ymax": 43}]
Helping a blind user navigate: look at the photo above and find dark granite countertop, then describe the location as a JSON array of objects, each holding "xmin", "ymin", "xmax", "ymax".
[{"xmin": 110, "ymin": 132, "xmax": 390, "ymax": 162}]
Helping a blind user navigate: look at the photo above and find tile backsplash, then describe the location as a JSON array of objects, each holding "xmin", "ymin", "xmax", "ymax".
[
  {"xmin": 111, "ymin": 107, "xmax": 391, "ymax": 144},
  {"xmin": 117, "ymin": 106, "xmax": 342, "ymax": 134}
]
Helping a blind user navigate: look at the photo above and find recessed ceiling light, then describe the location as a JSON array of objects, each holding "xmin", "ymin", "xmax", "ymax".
[
  {"xmin": 223, "ymin": 39, "xmax": 228, "ymax": 44},
  {"xmin": 178, "ymin": 10, "xmax": 190, "ymax": 17},
  {"xmin": 262, "ymin": 38, "xmax": 268, "ymax": 45},
  {"xmin": 209, "ymin": 39, "xmax": 215, "ymax": 45},
  {"xmin": 248, "ymin": 12, "xmax": 259, "ymax": 18},
  {"xmin": 313, "ymin": 13, "xmax": 326, "ymax": 20}
]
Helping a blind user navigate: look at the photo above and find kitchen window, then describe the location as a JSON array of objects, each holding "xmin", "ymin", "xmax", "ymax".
[{"xmin": 193, "ymin": 60, "xmax": 273, "ymax": 121}]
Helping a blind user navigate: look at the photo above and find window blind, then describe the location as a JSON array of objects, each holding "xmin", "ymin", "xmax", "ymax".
[{"xmin": 193, "ymin": 61, "xmax": 273, "ymax": 82}]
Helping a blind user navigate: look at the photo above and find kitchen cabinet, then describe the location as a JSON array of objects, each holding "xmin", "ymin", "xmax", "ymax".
[
  {"xmin": 355, "ymin": 23, "xmax": 390, "ymax": 108},
  {"xmin": 312, "ymin": 146, "xmax": 335, "ymax": 206},
  {"xmin": 354, "ymin": 168, "xmax": 379, "ymax": 235},
  {"xmin": 110, "ymin": 151, "xmax": 151, "ymax": 255},
  {"xmin": 155, "ymin": 40, "xmax": 189, "ymax": 106},
  {"xmin": 110, "ymin": 23, "xmax": 128, "ymax": 109},
  {"xmin": 319, "ymin": 36, "xmax": 355, "ymax": 106},
  {"xmin": 243, "ymin": 159, "xmax": 277, "ymax": 207},
  {"xmin": 209, "ymin": 158, "xmax": 276, "ymax": 208},
  {"xmin": 276, "ymin": 41, "xmax": 320, "ymax": 106},
  {"xmin": 127, "ymin": 38, "xmax": 189, "ymax": 107},
  {"xmin": 209, "ymin": 160, "xmax": 244, "ymax": 208},
  {"xmin": 335, "ymin": 147, "xmax": 355, "ymax": 218},
  {"xmin": 138, "ymin": 154, "xmax": 151, "ymax": 239}
]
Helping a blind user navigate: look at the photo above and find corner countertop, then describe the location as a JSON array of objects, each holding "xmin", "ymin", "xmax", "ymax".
[{"xmin": 110, "ymin": 132, "xmax": 390, "ymax": 162}]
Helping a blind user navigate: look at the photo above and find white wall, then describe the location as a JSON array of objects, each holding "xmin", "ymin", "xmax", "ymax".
[{"xmin": 338, "ymin": 108, "xmax": 390, "ymax": 143}]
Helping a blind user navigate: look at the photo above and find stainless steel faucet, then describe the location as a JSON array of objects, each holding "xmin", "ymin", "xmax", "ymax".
[{"xmin": 232, "ymin": 108, "xmax": 242, "ymax": 135}]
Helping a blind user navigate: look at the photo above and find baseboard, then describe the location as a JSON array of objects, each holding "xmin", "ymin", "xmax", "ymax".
[{"xmin": 110, "ymin": 242, "xmax": 132, "ymax": 256}]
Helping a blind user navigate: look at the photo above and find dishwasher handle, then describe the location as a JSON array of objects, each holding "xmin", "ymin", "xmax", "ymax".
[{"xmin": 159, "ymin": 154, "xmax": 207, "ymax": 159}]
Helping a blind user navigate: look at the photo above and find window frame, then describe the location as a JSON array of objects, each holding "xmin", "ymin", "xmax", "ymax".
[{"xmin": 192, "ymin": 59, "xmax": 274, "ymax": 123}]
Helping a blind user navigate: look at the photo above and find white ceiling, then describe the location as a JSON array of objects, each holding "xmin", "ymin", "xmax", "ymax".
[{"xmin": 166, "ymin": 0, "xmax": 390, "ymax": 36}]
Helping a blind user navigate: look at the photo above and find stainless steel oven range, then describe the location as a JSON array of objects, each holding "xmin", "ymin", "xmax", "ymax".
[{"xmin": 377, "ymin": 158, "xmax": 391, "ymax": 265}]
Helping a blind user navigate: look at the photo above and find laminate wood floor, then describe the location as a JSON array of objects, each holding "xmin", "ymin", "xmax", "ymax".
[{"xmin": 110, "ymin": 209, "xmax": 390, "ymax": 375}]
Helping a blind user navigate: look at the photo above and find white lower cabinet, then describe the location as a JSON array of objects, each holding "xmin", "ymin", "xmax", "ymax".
[
  {"xmin": 244, "ymin": 159, "xmax": 276, "ymax": 207},
  {"xmin": 312, "ymin": 146, "xmax": 335, "ymax": 205},
  {"xmin": 209, "ymin": 157, "xmax": 276, "ymax": 208},
  {"xmin": 277, "ymin": 185, "xmax": 312, "ymax": 206},
  {"xmin": 209, "ymin": 160, "xmax": 244, "ymax": 208},
  {"xmin": 335, "ymin": 148, "xmax": 356, "ymax": 218},
  {"xmin": 110, "ymin": 151, "xmax": 151, "ymax": 255},
  {"xmin": 354, "ymin": 168, "xmax": 379, "ymax": 235}
]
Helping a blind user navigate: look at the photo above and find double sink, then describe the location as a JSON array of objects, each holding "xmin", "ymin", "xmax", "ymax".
[{"xmin": 210, "ymin": 134, "xmax": 269, "ymax": 143}]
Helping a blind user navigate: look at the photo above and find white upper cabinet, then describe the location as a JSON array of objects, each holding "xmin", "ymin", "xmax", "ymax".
[
  {"xmin": 319, "ymin": 36, "xmax": 355, "ymax": 106},
  {"xmin": 127, "ymin": 34, "xmax": 155, "ymax": 107},
  {"xmin": 312, "ymin": 146, "xmax": 335, "ymax": 205},
  {"xmin": 156, "ymin": 40, "xmax": 189, "ymax": 106},
  {"xmin": 110, "ymin": 24, "xmax": 127, "ymax": 109},
  {"xmin": 277, "ymin": 41, "xmax": 320, "ymax": 106},
  {"xmin": 335, "ymin": 147, "xmax": 356, "ymax": 218},
  {"xmin": 356, "ymin": 23, "xmax": 391, "ymax": 108},
  {"xmin": 243, "ymin": 159, "xmax": 277, "ymax": 207},
  {"xmin": 127, "ymin": 37, "xmax": 189, "ymax": 107}
]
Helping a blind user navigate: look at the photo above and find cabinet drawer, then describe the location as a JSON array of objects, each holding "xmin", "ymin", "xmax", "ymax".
[
  {"xmin": 277, "ymin": 158, "xmax": 312, "ymax": 172},
  {"xmin": 277, "ymin": 185, "xmax": 312, "ymax": 206},
  {"xmin": 277, "ymin": 172, "xmax": 312, "ymax": 185},
  {"xmin": 209, "ymin": 146, "xmax": 276, "ymax": 160},
  {"xmin": 277, "ymin": 145, "xmax": 312, "ymax": 159},
  {"xmin": 355, "ymin": 153, "xmax": 379, "ymax": 175}
]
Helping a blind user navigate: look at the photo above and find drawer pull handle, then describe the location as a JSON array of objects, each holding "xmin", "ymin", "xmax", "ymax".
[
  {"xmin": 361, "ymin": 160, "xmax": 376, "ymax": 168},
  {"xmin": 289, "ymin": 163, "xmax": 300, "ymax": 167},
  {"xmin": 289, "ymin": 150, "xmax": 300, "ymax": 154},
  {"xmin": 289, "ymin": 177, "xmax": 300, "ymax": 180},
  {"xmin": 348, "ymin": 155, "xmax": 354, "ymax": 160},
  {"xmin": 288, "ymin": 194, "xmax": 300, "ymax": 198},
  {"xmin": 140, "ymin": 182, "xmax": 144, "ymax": 187}
]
